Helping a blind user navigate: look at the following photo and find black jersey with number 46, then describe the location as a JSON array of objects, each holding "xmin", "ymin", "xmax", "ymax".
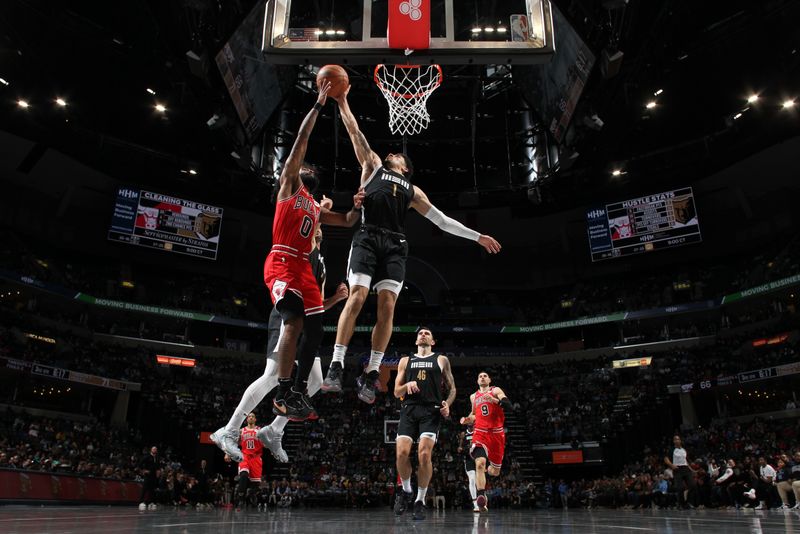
[
  {"xmin": 362, "ymin": 165, "xmax": 414, "ymax": 234},
  {"xmin": 403, "ymin": 354, "xmax": 443, "ymax": 408}
]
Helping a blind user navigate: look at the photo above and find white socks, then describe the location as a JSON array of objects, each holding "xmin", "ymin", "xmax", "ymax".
[
  {"xmin": 331, "ymin": 344, "xmax": 347, "ymax": 365},
  {"xmin": 416, "ymin": 487, "xmax": 428, "ymax": 503},
  {"xmin": 366, "ymin": 350, "xmax": 384, "ymax": 374},
  {"xmin": 467, "ymin": 470, "xmax": 477, "ymax": 500},
  {"xmin": 225, "ymin": 359, "xmax": 280, "ymax": 432},
  {"xmin": 401, "ymin": 478, "xmax": 412, "ymax": 493}
]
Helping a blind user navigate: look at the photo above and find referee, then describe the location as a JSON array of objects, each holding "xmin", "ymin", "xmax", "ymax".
[{"xmin": 664, "ymin": 434, "xmax": 696, "ymax": 509}]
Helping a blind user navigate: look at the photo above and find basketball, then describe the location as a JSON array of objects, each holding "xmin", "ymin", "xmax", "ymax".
[{"xmin": 316, "ymin": 64, "xmax": 349, "ymax": 98}]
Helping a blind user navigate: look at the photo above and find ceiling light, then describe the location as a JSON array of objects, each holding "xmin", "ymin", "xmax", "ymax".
[
  {"xmin": 17, "ymin": 99, "xmax": 29, "ymax": 108},
  {"xmin": 484, "ymin": 27, "xmax": 495, "ymax": 33},
  {"xmin": 782, "ymin": 99, "xmax": 795, "ymax": 109},
  {"xmin": 336, "ymin": 30, "xmax": 345, "ymax": 35},
  {"xmin": 146, "ymin": 88, "xmax": 156, "ymax": 95},
  {"xmin": 611, "ymin": 169, "xmax": 623, "ymax": 176},
  {"xmin": 645, "ymin": 101, "xmax": 657, "ymax": 109},
  {"xmin": 746, "ymin": 94, "xmax": 758, "ymax": 104},
  {"xmin": 496, "ymin": 27, "xmax": 507, "ymax": 33},
  {"xmin": 188, "ymin": 169, "xmax": 197, "ymax": 175},
  {"xmin": 471, "ymin": 27, "xmax": 482, "ymax": 33},
  {"xmin": 733, "ymin": 112, "xmax": 742, "ymax": 120},
  {"xmin": 155, "ymin": 103, "xmax": 166, "ymax": 113},
  {"xmin": 0, "ymin": 77, "xmax": 9, "ymax": 86},
  {"xmin": 654, "ymin": 89, "xmax": 663, "ymax": 96},
  {"xmin": 325, "ymin": 30, "xmax": 335, "ymax": 35},
  {"xmin": 55, "ymin": 98, "xmax": 67, "ymax": 107},
  {"xmin": 314, "ymin": 30, "xmax": 323, "ymax": 36}
]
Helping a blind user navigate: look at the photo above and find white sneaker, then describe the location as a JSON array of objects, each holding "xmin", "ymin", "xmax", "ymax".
[
  {"xmin": 778, "ymin": 504, "xmax": 789, "ymax": 510},
  {"xmin": 139, "ymin": 502, "xmax": 147, "ymax": 511},
  {"xmin": 792, "ymin": 503, "xmax": 800, "ymax": 510},
  {"xmin": 148, "ymin": 503, "xmax": 157, "ymax": 511},
  {"xmin": 744, "ymin": 489, "xmax": 756, "ymax": 500},
  {"xmin": 755, "ymin": 503, "xmax": 765, "ymax": 510},
  {"xmin": 257, "ymin": 426, "xmax": 289, "ymax": 463},
  {"xmin": 210, "ymin": 426, "xmax": 243, "ymax": 462}
]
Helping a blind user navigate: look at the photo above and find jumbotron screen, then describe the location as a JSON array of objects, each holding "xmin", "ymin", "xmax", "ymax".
[
  {"xmin": 108, "ymin": 187, "xmax": 223, "ymax": 260},
  {"xmin": 586, "ymin": 187, "xmax": 701, "ymax": 262}
]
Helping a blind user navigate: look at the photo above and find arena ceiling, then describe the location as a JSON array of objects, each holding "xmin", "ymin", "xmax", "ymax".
[{"xmin": 0, "ymin": 0, "xmax": 798, "ymax": 214}]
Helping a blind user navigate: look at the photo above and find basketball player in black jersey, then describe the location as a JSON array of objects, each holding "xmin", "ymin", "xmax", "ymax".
[
  {"xmin": 392, "ymin": 327, "xmax": 456, "ymax": 520},
  {"xmin": 322, "ymin": 86, "xmax": 501, "ymax": 404},
  {"xmin": 458, "ymin": 426, "xmax": 480, "ymax": 512}
]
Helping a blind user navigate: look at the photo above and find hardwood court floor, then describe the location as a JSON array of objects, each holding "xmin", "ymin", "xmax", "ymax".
[{"xmin": 0, "ymin": 505, "xmax": 798, "ymax": 533}]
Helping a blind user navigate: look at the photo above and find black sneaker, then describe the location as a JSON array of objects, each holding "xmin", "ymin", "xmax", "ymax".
[
  {"xmin": 412, "ymin": 499, "xmax": 426, "ymax": 520},
  {"xmin": 357, "ymin": 371, "xmax": 379, "ymax": 404},
  {"xmin": 273, "ymin": 390, "xmax": 314, "ymax": 421},
  {"xmin": 321, "ymin": 363, "xmax": 343, "ymax": 393},
  {"xmin": 394, "ymin": 490, "xmax": 412, "ymax": 515}
]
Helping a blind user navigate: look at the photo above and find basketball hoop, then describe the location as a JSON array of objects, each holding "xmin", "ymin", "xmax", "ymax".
[{"xmin": 374, "ymin": 64, "xmax": 443, "ymax": 136}]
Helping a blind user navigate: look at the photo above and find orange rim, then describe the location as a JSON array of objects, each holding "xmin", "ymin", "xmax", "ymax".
[{"xmin": 374, "ymin": 64, "xmax": 443, "ymax": 100}]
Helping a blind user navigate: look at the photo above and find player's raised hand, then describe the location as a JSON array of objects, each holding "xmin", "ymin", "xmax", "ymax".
[
  {"xmin": 440, "ymin": 401, "xmax": 450, "ymax": 418},
  {"xmin": 320, "ymin": 195, "xmax": 334, "ymax": 211},
  {"xmin": 332, "ymin": 84, "xmax": 351, "ymax": 105},
  {"xmin": 478, "ymin": 235, "xmax": 501, "ymax": 254},
  {"xmin": 317, "ymin": 80, "xmax": 332, "ymax": 106},
  {"xmin": 406, "ymin": 380, "xmax": 420, "ymax": 395}
]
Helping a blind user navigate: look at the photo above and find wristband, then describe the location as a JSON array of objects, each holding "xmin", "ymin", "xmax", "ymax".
[
  {"xmin": 500, "ymin": 397, "xmax": 513, "ymax": 411},
  {"xmin": 313, "ymin": 102, "xmax": 323, "ymax": 111}
]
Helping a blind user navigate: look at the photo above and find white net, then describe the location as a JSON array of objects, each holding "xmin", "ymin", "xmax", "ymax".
[{"xmin": 374, "ymin": 64, "xmax": 443, "ymax": 136}]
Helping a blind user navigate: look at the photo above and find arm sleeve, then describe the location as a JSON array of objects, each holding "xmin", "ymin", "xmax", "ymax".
[
  {"xmin": 717, "ymin": 468, "xmax": 733, "ymax": 483},
  {"xmin": 423, "ymin": 206, "xmax": 481, "ymax": 242}
]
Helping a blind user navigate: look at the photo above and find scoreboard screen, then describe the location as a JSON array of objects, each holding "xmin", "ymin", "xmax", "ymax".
[
  {"xmin": 586, "ymin": 187, "xmax": 701, "ymax": 262},
  {"xmin": 108, "ymin": 187, "xmax": 223, "ymax": 260}
]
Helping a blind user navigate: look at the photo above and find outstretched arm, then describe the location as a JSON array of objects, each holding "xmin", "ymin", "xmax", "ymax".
[
  {"xmin": 333, "ymin": 87, "xmax": 382, "ymax": 182},
  {"xmin": 410, "ymin": 185, "xmax": 502, "ymax": 254},
  {"xmin": 319, "ymin": 189, "xmax": 365, "ymax": 227},
  {"xmin": 491, "ymin": 386, "xmax": 514, "ymax": 411},
  {"xmin": 277, "ymin": 82, "xmax": 331, "ymax": 201}
]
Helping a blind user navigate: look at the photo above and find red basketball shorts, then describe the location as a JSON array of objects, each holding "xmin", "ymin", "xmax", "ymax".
[
  {"xmin": 471, "ymin": 429, "xmax": 505, "ymax": 469},
  {"xmin": 238, "ymin": 454, "xmax": 262, "ymax": 482},
  {"xmin": 264, "ymin": 251, "xmax": 323, "ymax": 316}
]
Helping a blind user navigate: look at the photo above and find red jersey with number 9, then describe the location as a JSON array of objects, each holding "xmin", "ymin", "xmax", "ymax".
[
  {"xmin": 272, "ymin": 185, "xmax": 320, "ymax": 256},
  {"xmin": 240, "ymin": 427, "xmax": 263, "ymax": 457},
  {"xmin": 473, "ymin": 389, "xmax": 505, "ymax": 431}
]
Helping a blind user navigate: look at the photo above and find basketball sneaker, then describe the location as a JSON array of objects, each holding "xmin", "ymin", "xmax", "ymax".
[
  {"xmin": 356, "ymin": 371, "xmax": 379, "ymax": 404},
  {"xmin": 412, "ymin": 499, "xmax": 426, "ymax": 520},
  {"xmin": 744, "ymin": 488, "xmax": 756, "ymax": 500},
  {"xmin": 257, "ymin": 425, "xmax": 289, "ymax": 463},
  {"xmin": 210, "ymin": 427, "xmax": 243, "ymax": 463},
  {"xmin": 476, "ymin": 494, "xmax": 488, "ymax": 512},
  {"xmin": 472, "ymin": 500, "xmax": 480, "ymax": 513},
  {"xmin": 394, "ymin": 490, "xmax": 413, "ymax": 515},
  {"xmin": 273, "ymin": 389, "xmax": 315, "ymax": 421},
  {"xmin": 321, "ymin": 363, "xmax": 343, "ymax": 393},
  {"xmin": 139, "ymin": 502, "xmax": 147, "ymax": 511}
]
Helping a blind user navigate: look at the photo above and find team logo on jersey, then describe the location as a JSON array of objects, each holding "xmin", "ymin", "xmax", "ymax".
[{"xmin": 272, "ymin": 280, "xmax": 288, "ymax": 301}]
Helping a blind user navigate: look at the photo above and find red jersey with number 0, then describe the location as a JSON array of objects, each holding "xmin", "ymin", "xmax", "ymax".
[
  {"xmin": 272, "ymin": 185, "xmax": 320, "ymax": 256},
  {"xmin": 473, "ymin": 389, "xmax": 505, "ymax": 431},
  {"xmin": 240, "ymin": 427, "xmax": 263, "ymax": 457}
]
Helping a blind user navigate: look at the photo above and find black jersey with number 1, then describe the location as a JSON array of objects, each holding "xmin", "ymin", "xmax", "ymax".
[
  {"xmin": 362, "ymin": 165, "xmax": 414, "ymax": 234},
  {"xmin": 403, "ymin": 354, "xmax": 443, "ymax": 408}
]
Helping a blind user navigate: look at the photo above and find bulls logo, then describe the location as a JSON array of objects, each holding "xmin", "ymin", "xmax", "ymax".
[
  {"xmin": 272, "ymin": 280, "xmax": 288, "ymax": 301},
  {"xmin": 399, "ymin": 0, "xmax": 422, "ymax": 21}
]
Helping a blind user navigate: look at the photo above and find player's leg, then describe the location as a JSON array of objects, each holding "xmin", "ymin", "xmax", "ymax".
[
  {"xmin": 394, "ymin": 407, "xmax": 416, "ymax": 515},
  {"xmin": 465, "ymin": 458, "xmax": 478, "ymax": 511},
  {"xmin": 487, "ymin": 435, "xmax": 504, "ymax": 477},
  {"xmin": 413, "ymin": 434, "xmax": 436, "ymax": 520},
  {"xmin": 214, "ymin": 313, "xmax": 283, "ymax": 461},
  {"xmin": 471, "ymin": 441, "xmax": 490, "ymax": 512},
  {"xmin": 322, "ymin": 234, "xmax": 376, "ymax": 392},
  {"xmin": 293, "ymin": 310, "xmax": 323, "ymax": 412},
  {"xmin": 272, "ymin": 293, "xmax": 307, "ymax": 419},
  {"xmin": 357, "ymin": 237, "xmax": 406, "ymax": 403},
  {"xmin": 235, "ymin": 466, "xmax": 250, "ymax": 510}
]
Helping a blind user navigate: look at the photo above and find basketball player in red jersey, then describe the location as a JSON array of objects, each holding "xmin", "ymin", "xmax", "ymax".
[
  {"xmin": 224, "ymin": 412, "xmax": 263, "ymax": 510},
  {"xmin": 263, "ymin": 82, "xmax": 363, "ymax": 419},
  {"xmin": 460, "ymin": 372, "xmax": 513, "ymax": 512}
]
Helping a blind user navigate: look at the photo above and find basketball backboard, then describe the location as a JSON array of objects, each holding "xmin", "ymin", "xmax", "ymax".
[{"xmin": 262, "ymin": 0, "xmax": 554, "ymax": 65}]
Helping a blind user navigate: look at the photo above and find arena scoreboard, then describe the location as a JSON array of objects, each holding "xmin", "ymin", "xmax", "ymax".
[
  {"xmin": 108, "ymin": 187, "xmax": 223, "ymax": 260},
  {"xmin": 586, "ymin": 187, "xmax": 701, "ymax": 262}
]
